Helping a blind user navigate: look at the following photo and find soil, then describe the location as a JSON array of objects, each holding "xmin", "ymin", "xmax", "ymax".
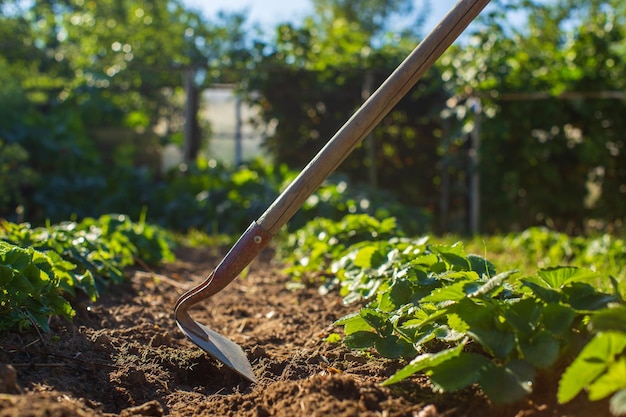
[{"xmin": 0, "ymin": 246, "xmax": 613, "ymax": 417}]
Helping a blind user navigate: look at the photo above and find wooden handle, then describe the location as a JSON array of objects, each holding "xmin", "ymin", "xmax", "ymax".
[{"xmin": 257, "ymin": 0, "xmax": 491, "ymax": 235}]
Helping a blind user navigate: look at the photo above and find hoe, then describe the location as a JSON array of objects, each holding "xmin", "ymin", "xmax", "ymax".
[{"xmin": 175, "ymin": 0, "xmax": 491, "ymax": 383}]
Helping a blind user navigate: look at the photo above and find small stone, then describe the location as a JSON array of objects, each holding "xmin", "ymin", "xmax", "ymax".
[{"xmin": 0, "ymin": 364, "xmax": 23, "ymax": 394}]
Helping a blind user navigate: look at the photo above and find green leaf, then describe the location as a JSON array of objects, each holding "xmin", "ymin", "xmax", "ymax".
[
  {"xmin": 354, "ymin": 245, "xmax": 385, "ymax": 269},
  {"xmin": 9, "ymin": 271, "xmax": 34, "ymax": 293},
  {"xmin": 421, "ymin": 280, "xmax": 471, "ymax": 303},
  {"xmin": 589, "ymin": 306, "xmax": 626, "ymax": 333},
  {"xmin": 360, "ymin": 308, "xmax": 388, "ymax": 331},
  {"xmin": 382, "ymin": 342, "xmax": 466, "ymax": 386},
  {"xmin": 479, "ymin": 360, "xmax": 535, "ymax": 404},
  {"xmin": 565, "ymin": 283, "xmax": 615, "ymax": 311},
  {"xmin": 558, "ymin": 332, "xmax": 626, "ymax": 403},
  {"xmin": 439, "ymin": 252, "xmax": 471, "ymax": 271},
  {"xmin": 389, "ymin": 278, "xmax": 412, "ymax": 307},
  {"xmin": 588, "ymin": 357, "xmax": 626, "ymax": 401},
  {"xmin": 3, "ymin": 248, "xmax": 31, "ymax": 271},
  {"xmin": 447, "ymin": 313, "xmax": 470, "ymax": 334},
  {"xmin": 335, "ymin": 312, "xmax": 373, "ymax": 334},
  {"xmin": 466, "ymin": 254, "xmax": 496, "ymax": 277},
  {"xmin": 502, "ymin": 298, "xmax": 541, "ymax": 336},
  {"xmin": 427, "ymin": 352, "xmax": 492, "ymax": 392},
  {"xmin": 457, "ymin": 299, "xmax": 516, "ymax": 360},
  {"xmin": 521, "ymin": 278, "xmax": 562, "ymax": 303},
  {"xmin": 536, "ymin": 267, "xmax": 598, "ymax": 289},
  {"xmin": 542, "ymin": 302, "xmax": 575, "ymax": 335},
  {"xmin": 468, "ymin": 326, "xmax": 516, "ymax": 361},
  {"xmin": 344, "ymin": 330, "xmax": 378, "ymax": 350},
  {"xmin": 519, "ymin": 330, "xmax": 560, "ymax": 369},
  {"xmin": 0, "ymin": 264, "xmax": 13, "ymax": 285},
  {"xmin": 375, "ymin": 334, "xmax": 408, "ymax": 359}
]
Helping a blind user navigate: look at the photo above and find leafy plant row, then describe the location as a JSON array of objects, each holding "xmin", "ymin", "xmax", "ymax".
[
  {"xmin": 277, "ymin": 214, "xmax": 626, "ymax": 415},
  {"xmin": 151, "ymin": 158, "xmax": 430, "ymax": 236},
  {"xmin": 0, "ymin": 214, "xmax": 174, "ymax": 332}
]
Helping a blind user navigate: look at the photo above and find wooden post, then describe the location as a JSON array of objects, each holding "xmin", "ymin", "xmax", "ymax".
[
  {"xmin": 183, "ymin": 67, "xmax": 200, "ymax": 164},
  {"xmin": 469, "ymin": 96, "xmax": 481, "ymax": 234}
]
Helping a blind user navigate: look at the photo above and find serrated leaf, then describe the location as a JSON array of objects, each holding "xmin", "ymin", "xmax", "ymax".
[
  {"xmin": 467, "ymin": 254, "xmax": 496, "ymax": 277},
  {"xmin": 344, "ymin": 330, "xmax": 378, "ymax": 350},
  {"xmin": 360, "ymin": 307, "xmax": 388, "ymax": 331},
  {"xmin": 537, "ymin": 267, "xmax": 598, "ymax": 289},
  {"xmin": 0, "ymin": 265, "xmax": 13, "ymax": 285},
  {"xmin": 469, "ymin": 327, "xmax": 516, "ymax": 360},
  {"xmin": 9, "ymin": 271, "xmax": 34, "ymax": 293},
  {"xmin": 354, "ymin": 245, "xmax": 385, "ymax": 269},
  {"xmin": 375, "ymin": 334, "xmax": 407, "ymax": 359},
  {"xmin": 565, "ymin": 283, "xmax": 616, "ymax": 311},
  {"xmin": 389, "ymin": 278, "xmax": 412, "ymax": 306},
  {"xmin": 479, "ymin": 360, "xmax": 535, "ymax": 404},
  {"xmin": 588, "ymin": 357, "xmax": 626, "ymax": 401},
  {"xmin": 447, "ymin": 313, "xmax": 470, "ymax": 334},
  {"xmin": 382, "ymin": 342, "xmax": 466, "ymax": 386},
  {"xmin": 589, "ymin": 306, "xmax": 626, "ymax": 333},
  {"xmin": 521, "ymin": 278, "xmax": 562, "ymax": 303},
  {"xmin": 502, "ymin": 298, "xmax": 541, "ymax": 336},
  {"xmin": 3, "ymin": 249, "xmax": 31, "ymax": 271},
  {"xmin": 542, "ymin": 302, "xmax": 575, "ymax": 335},
  {"xmin": 427, "ymin": 352, "xmax": 491, "ymax": 392},
  {"xmin": 335, "ymin": 312, "xmax": 372, "ymax": 334},
  {"xmin": 558, "ymin": 332, "xmax": 626, "ymax": 403},
  {"xmin": 457, "ymin": 299, "xmax": 516, "ymax": 360},
  {"xmin": 519, "ymin": 330, "xmax": 560, "ymax": 369},
  {"xmin": 421, "ymin": 280, "xmax": 470, "ymax": 303},
  {"xmin": 439, "ymin": 252, "xmax": 471, "ymax": 271}
]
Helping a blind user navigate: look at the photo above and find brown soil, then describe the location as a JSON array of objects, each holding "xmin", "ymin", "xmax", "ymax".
[{"xmin": 0, "ymin": 247, "xmax": 613, "ymax": 417}]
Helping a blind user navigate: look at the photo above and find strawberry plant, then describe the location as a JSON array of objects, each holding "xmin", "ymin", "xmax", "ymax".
[
  {"xmin": 277, "ymin": 214, "xmax": 399, "ymax": 282},
  {"xmin": 0, "ymin": 241, "xmax": 74, "ymax": 331},
  {"xmin": 558, "ymin": 306, "xmax": 626, "ymax": 416},
  {"xmin": 279, "ymin": 215, "xmax": 626, "ymax": 413},
  {"xmin": 0, "ymin": 214, "xmax": 174, "ymax": 332}
]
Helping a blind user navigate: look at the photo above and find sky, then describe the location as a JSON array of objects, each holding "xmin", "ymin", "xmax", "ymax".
[{"xmin": 182, "ymin": 0, "xmax": 464, "ymax": 34}]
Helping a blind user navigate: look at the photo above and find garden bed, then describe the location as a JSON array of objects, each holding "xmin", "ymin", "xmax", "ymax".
[{"xmin": 0, "ymin": 247, "xmax": 608, "ymax": 417}]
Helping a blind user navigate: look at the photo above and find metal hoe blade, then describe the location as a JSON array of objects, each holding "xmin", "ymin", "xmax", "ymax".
[
  {"xmin": 177, "ymin": 318, "xmax": 256, "ymax": 382},
  {"xmin": 175, "ymin": 0, "xmax": 491, "ymax": 383}
]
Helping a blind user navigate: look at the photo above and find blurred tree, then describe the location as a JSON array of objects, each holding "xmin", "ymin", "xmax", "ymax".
[
  {"xmin": 0, "ymin": 0, "xmax": 254, "ymax": 222},
  {"xmin": 440, "ymin": 0, "xmax": 626, "ymax": 232},
  {"xmin": 246, "ymin": 0, "xmax": 445, "ymax": 224}
]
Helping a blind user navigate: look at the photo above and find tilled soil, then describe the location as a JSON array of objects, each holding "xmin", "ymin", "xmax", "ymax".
[{"xmin": 0, "ymin": 247, "xmax": 612, "ymax": 417}]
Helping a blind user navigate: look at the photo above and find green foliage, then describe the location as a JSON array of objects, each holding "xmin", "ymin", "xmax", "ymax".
[
  {"xmin": 557, "ymin": 303, "xmax": 626, "ymax": 416},
  {"xmin": 0, "ymin": 214, "xmax": 174, "ymax": 332},
  {"xmin": 282, "ymin": 215, "xmax": 626, "ymax": 411},
  {"xmin": 277, "ymin": 214, "xmax": 399, "ymax": 281},
  {"xmin": 150, "ymin": 158, "xmax": 430, "ymax": 235},
  {"xmin": 441, "ymin": 0, "xmax": 626, "ymax": 232},
  {"xmin": 0, "ymin": 241, "xmax": 74, "ymax": 332},
  {"xmin": 246, "ymin": 2, "xmax": 446, "ymax": 217}
]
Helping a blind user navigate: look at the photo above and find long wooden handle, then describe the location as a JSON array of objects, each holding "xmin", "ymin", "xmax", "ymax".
[{"xmin": 257, "ymin": 0, "xmax": 490, "ymax": 235}]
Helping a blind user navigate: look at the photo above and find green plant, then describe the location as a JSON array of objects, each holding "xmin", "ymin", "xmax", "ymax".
[
  {"xmin": 335, "ymin": 241, "xmax": 622, "ymax": 406},
  {"xmin": 0, "ymin": 214, "xmax": 175, "ymax": 331},
  {"xmin": 0, "ymin": 241, "xmax": 74, "ymax": 331},
  {"xmin": 281, "ymin": 215, "xmax": 626, "ymax": 412},
  {"xmin": 558, "ymin": 304, "xmax": 626, "ymax": 415},
  {"xmin": 277, "ymin": 214, "xmax": 399, "ymax": 282}
]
